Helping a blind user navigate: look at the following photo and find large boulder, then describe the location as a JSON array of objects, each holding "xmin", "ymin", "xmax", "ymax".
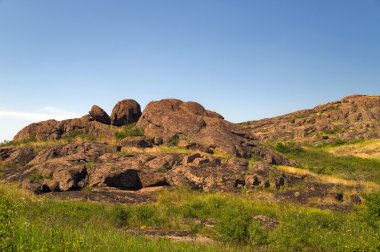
[
  {"xmin": 136, "ymin": 99, "xmax": 287, "ymax": 163},
  {"xmin": 111, "ymin": 99, "xmax": 142, "ymax": 126},
  {"xmin": 89, "ymin": 105, "xmax": 111, "ymax": 125}
]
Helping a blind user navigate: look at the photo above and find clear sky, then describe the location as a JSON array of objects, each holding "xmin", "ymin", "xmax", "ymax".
[{"xmin": 0, "ymin": 0, "xmax": 379, "ymax": 141}]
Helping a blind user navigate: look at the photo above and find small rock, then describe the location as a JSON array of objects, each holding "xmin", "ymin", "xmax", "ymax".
[
  {"xmin": 183, "ymin": 153, "xmax": 202, "ymax": 164},
  {"xmin": 193, "ymin": 158, "xmax": 210, "ymax": 166},
  {"xmin": 120, "ymin": 136, "xmax": 152, "ymax": 148}
]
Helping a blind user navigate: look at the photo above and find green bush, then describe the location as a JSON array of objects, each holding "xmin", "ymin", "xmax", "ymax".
[
  {"xmin": 61, "ymin": 130, "xmax": 97, "ymax": 142},
  {"xmin": 216, "ymin": 208, "xmax": 252, "ymax": 243},
  {"xmin": 116, "ymin": 124, "xmax": 144, "ymax": 140},
  {"xmin": 248, "ymin": 221, "xmax": 268, "ymax": 246},
  {"xmin": 275, "ymin": 142, "xmax": 303, "ymax": 154},
  {"xmin": 28, "ymin": 170, "xmax": 45, "ymax": 181},
  {"xmin": 0, "ymin": 196, "xmax": 18, "ymax": 250},
  {"xmin": 168, "ymin": 137, "xmax": 180, "ymax": 147},
  {"xmin": 110, "ymin": 205, "xmax": 132, "ymax": 227},
  {"xmin": 356, "ymin": 192, "xmax": 380, "ymax": 227}
]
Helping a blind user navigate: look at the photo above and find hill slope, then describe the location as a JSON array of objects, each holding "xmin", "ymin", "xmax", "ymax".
[{"xmin": 244, "ymin": 95, "xmax": 380, "ymax": 143}]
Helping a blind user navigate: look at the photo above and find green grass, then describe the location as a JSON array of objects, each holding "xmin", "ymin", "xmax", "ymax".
[
  {"xmin": 168, "ymin": 137, "xmax": 180, "ymax": 147},
  {"xmin": 61, "ymin": 130, "xmax": 98, "ymax": 142},
  {"xmin": 274, "ymin": 142, "xmax": 380, "ymax": 183},
  {"xmin": 28, "ymin": 170, "xmax": 47, "ymax": 181},
  {"xmin": 115, "ymin": 124, "xmax": 144, "ymax": 140},
  {"xmin": 1, "ymin": 184, "xmax": 379, "ymax": 251}
]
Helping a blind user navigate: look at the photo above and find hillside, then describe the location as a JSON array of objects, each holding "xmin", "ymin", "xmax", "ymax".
[
  {"xmin": 0, "ymin": 96, "xmax": 379, "ymax": 251},
  {"xmin": 244, "ymin": 95, "xmax": 380, "ymax": 144}
]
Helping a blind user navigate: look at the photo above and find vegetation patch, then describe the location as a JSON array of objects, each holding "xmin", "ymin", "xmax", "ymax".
[
  {"xmin": 116, "ymin": 124, "xmax": 144, "ymax": 140},
  {"xmin": 61, "ymin": 130, "xmax": 98, "ymax": 142},
  {"xmin": 274, "ymin": 142, "xmax": 380, "ymax": 183}
]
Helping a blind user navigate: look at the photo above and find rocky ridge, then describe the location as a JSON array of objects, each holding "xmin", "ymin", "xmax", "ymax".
[
  {"xmin": 0, "ymin": 97, "xmax": 367, "ymax": 208},
  {"xmin": 2, "ymin": 99, "xmax": 288, "ymax": 196},
  {"xmin": 244, "ymin": 95, "xmax": 380, "ymax": 144}
]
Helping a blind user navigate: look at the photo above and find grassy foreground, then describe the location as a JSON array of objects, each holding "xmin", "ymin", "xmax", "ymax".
[{"xmin": 0, "ymin": 184, "xmax": 379, "ymax": 251}]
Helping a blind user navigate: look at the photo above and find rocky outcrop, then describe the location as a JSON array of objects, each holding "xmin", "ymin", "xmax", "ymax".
[
  {"xmin": 89, "ymin": 105, "xmax": 111, "ymax": 125},
  {"xmin": 5, "ymin": 98, "xmax": 290, "ymax": 197},
  {"xmin": 111, "ymin": 99, "xmax": 142, "ymax": 126},
  {"xmin": 13, "ymin": 117, "xmax": 117, "ymax": 142},
  {"xmin": 244, "ymin": 95, "xmax": 380, "ymax": 143},
  {"xmin": 136, "ymin": 99, "xmax": 286, "ymax": 163},
  {"xmin": 245, "ymin": 162, "xmax": 288, "ymax": 190},
  {"xmin": 0, "ymin": 147, "xmax": 35, "ymax": 165}
]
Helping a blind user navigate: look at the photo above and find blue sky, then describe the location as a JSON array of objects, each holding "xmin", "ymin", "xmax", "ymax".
[{"xmin": 0, "ymin": 0, "xmax": 379, "ymax": 141}]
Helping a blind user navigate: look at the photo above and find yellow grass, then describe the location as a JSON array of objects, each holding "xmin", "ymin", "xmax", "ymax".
[
  {"xmin": 327, "ymin": 139, "xmax": 380, "ymax": 160},
  {"xmin": 277, "ymin": 165, "xmax": 380, "ymax": 192}
]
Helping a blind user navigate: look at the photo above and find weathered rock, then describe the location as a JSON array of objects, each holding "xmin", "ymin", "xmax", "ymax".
[
  {"xmin": 139, "ymin": 171, "xmax": 168, "ymax": 187},
  {"xmin": 245, "ymin": 162, "xmax": 287, "ymax": 190},
  {"xmin": 120, "ymin": 136, "xmax": 153, "ymax": 148},
  {"xmin": 89, "ymin": 105, "xmax": 111, "ymax": 125},
  {"xmin": 145, "ymin": 155, "xmax": 179, "ymax": 170},
  {"xmin": 52, "ymin": 165, "xmax": 87, "ymax": 191},
  {"xmin": 177, "ymin": 140, "xmax": 197, "ymax": 149},
  {"xmin": 167, "ymin": 158, "xmax": 247, "ymax": 192},
  {"xmin": 183, "ymin": 153, "xmax": 202, "ymax": 164},
  {"xmin": 253, "ymin": 215, "xmax": 279, "ymax": 230},
  {"xmin": 29, "ymin": 142, "xmax": 107, "ymax": 165},
  {"xmin": 21, "ymin": 180, "xmax": 44, "ymax": 194},
  {"xmin": 103, "ymin": 169, "xmax": 142, "ymax": 190},
  {"xmin": 111, "ymin": 99, "xmax": 142, "ymax": 126},
  {"xmin": 193, "ymin": 157, "xmax": 210, "ymax": 166},
  {"xmin": 13, "ymin": 117, "xmax": 117, "ymax": 142},
  {"xmin": 0, "ymin": 147, "xmax": 35, "ymax": 165}
]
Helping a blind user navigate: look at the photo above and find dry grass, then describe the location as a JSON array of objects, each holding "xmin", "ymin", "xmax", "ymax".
[
  {"xmin": 277, "ymin": 165, "xmax": 380, "ymax": 192},
  {"xmin": 327, "ymin": 139, "xmax": 380, "ymax": 160}
]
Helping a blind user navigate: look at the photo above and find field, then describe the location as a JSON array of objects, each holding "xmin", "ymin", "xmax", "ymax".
[{"xmin": 1, "ymin": 183, "xmax": 380, "ymax": 251}]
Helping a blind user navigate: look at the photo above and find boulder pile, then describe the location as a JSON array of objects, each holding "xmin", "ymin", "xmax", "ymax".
[{"xmin": 3, "ymin": 98, "xmax": 290, "ymax": 198}]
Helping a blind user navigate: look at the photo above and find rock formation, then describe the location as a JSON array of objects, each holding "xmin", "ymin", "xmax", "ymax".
[
  {"xmin": 136, "ymin": 99, "xmax": 285, "ymax": 162},
  {"xmin": 2, "ymin": 95, "xmax": 372, "ymax": 207}
]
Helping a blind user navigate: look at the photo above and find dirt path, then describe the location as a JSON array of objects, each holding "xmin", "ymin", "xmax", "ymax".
[{"xmin": 125, "ymin": 227, "xmax": 215, "ymax": 244}]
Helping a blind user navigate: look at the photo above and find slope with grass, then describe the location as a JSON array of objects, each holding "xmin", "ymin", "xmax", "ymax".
[
  {"xmin": 1, "ymin": 184, "xmax": 380, "ymax": 251},
  {"xmin": 273, "ymin": 141, "xmax": 380, "ymax": 184},
  {"xmin": 244, "ymin": 95, "xmax": 380, "ymax": 144}
]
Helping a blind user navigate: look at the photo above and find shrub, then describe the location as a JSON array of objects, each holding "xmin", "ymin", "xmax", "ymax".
[
  {"xmin": 85, "ymin": 162, "xmax": 96, "ymax": 171},
  {"xmin": 61, "ymin": 131, "xmax": 97, "ymax": 142},
  {"xmin": 110, "ymin": 205, "xmax": 132, "ymax": 227},
  {"xmin": 275, "ymin": 142, "xmax": 303, "ymax": 154},
  {"xmin": 216, "ymin": 208, "xmax": 252, "ymax": 243},
  {"xmin": 28, "ymin": 170, "xmax": 45, "ymax": 181},
  {"xmin": 248, "ymin": 221, "xmax": 268, "ymax": 246},
  {"xmin": 134, "ymin": 205, "xmax": 164, "ymax": 226},
  {"xmin": 116, "ymin": 124, "xmax": 144, "ymax": 140},
  {"xmin": 167, "ymin": 137, "xmax": 180, "ymax": 147},
  {"xmin": 0, "ymin": 196, "xmax": 18, "ymax": 250},
  {"xmin": 356, "ymin": 192, "xmax": 380, "ymax": 227}
]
